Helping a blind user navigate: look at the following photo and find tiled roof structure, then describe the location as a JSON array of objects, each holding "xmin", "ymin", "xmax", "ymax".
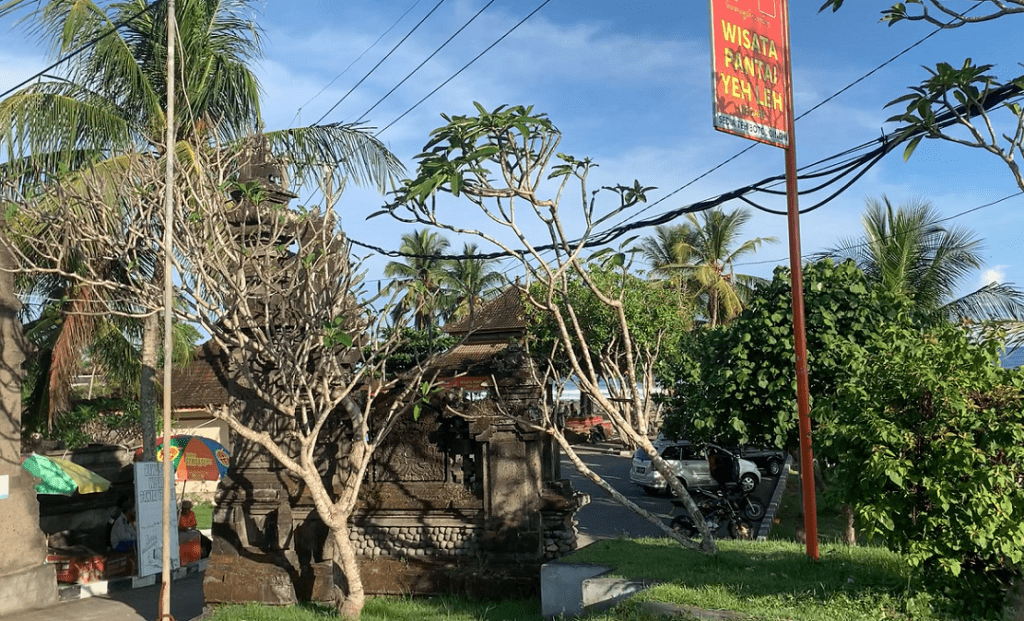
[
  {"xmin": 443, "ymin": 287, "xmax": 527, "ymax": 338},
  {"xmin": 435, "ymin": 286, "xmax": 530, "ymax": 374},
  {"xmin": 168, "ymin": 341, "xmax": 236, "ymax": 409},
  {"xmin": 432, "ymin": 343, "xmax": 511, "ymax": 374}
]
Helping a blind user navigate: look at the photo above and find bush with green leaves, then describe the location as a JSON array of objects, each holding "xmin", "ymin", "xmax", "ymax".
[
  {"xmin": 525, "ymin": 263, "xmax": 694, "ymax": 381},
  {"xmin": 662, "ymin": 258, "xmax": 908, "ymax": 450},
  {"xmin": 25, "ymin": 397, "xmax": 141, "ymax": 449},
  {"xmin": 817, "ymin": 322, "xmax": 1024, "ymax": 617}
]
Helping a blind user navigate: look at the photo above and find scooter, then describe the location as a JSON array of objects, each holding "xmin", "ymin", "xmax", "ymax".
[{"xmin": 669, "ymin": 486, "xmax": 765, "ymax": 540}]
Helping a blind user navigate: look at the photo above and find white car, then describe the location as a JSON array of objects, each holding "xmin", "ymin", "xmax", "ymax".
[{"xmin": 629, "ymin": 441, "xmax": 761, "ymax": 495}]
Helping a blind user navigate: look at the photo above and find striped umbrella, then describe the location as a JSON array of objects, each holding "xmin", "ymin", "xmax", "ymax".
[
  {"xmin": 153, "ymin": 435, "xmax": 231, "ymax": 481},
  {"xmin": 21, "ymin": 454, "xmax": 112, "ymax": 495}
]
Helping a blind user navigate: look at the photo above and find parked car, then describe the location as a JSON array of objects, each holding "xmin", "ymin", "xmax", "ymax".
[
  {"xmin": 629, "ymin": 441, "xmax": 760, "ymax": 496},
  {"xmin": 730, "ymin": 445, "xmax": 787, "ymax": 477}
]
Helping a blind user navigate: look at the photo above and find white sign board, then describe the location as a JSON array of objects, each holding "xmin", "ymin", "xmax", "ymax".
[
  {"xmin": 133, "ymin": 462, "xmax": 180, "ymax": 577},
  {"xmin": 0, "ymin": 474, "xmax": 8, "ymax": 500}
]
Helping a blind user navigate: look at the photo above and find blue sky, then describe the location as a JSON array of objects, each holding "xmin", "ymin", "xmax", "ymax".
[{"xmin": 2, "ymin": 0, "xmax": 1022, "ymax": 297}]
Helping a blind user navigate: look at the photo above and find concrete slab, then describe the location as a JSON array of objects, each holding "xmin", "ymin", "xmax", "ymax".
[
  {"xmin": 540, "ymin": 561, "xmax": 613, "ymax": 618},
  {"xmin": 582, "ymin": 576, "xmax": 652, "ymax": 613}
]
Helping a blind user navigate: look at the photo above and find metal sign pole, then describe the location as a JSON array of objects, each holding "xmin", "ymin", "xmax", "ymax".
[{"xmin": 780, "ymin": 0, "xmax": 819, "ymax": 561}]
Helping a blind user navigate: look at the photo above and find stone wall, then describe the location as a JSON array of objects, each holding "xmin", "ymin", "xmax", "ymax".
[
  {"xmin": 205, "ymin": 404, "xmax": 586, "ymax": 604},
  {"xmin": 0, "ymin": 219, "xmax": 58, "ymax": 615}
]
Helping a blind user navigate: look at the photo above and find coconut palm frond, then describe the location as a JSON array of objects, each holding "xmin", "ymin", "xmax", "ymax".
[
  {"xmin": 264, "ymin": 123, "xmax": 405, "ymax": 194},
  {"xmin": 636, "ymin": 208, "xmax": 777, "ymax": 328},
  {"xmin": 940, "ymin": 281, "xmax": 1024, "ymax": 325},
  {"xmin": 823, "ymin": 196, "xmax": 1017, "ymax": 331}
]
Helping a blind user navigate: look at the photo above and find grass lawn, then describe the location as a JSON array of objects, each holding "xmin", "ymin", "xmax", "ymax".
[
  {"xmin": 193, "ymin": 501, "xmax": 213, "ymax": 530},
  {"xmin": 204, "ymin": 538, "xmax": 963, "ymax": 621},
  {"xmin": 570, "ymin": 538, "xmax": 944, "ymax": 620},
  {"xmin": 206, "ymin": 597, "xmax": 544, "ymax": 621},
  {"xmin": 200, "ymin": 469, "xmax": 983, "ymax": 620}
]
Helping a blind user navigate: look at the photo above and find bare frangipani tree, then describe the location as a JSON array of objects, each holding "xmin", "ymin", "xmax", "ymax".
[
  {"xmin": 2, "ymin": 144, "xmax": 444, "ymax": 618},
  {"xmin": 379, "ymin": 103, "xmax": 716, "ymax": 553},
  {"xmin": 820, "ymin": 0, "xmax": 1024, "ymax": 194}
]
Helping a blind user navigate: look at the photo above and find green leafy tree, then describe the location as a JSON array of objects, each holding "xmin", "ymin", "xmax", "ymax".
[
  {"xmin": 440, "ymin": 242, "xmax": 504, "ymax": 324},
  {"xmin": 371, "ymin": 326, "xmax": 456, "ymax": 374},
  {"xmin": 663, "ymin": 258, "xmax": 909, "ymax": 451},
  {"xmin": 383, "ymin": 229, "xmax": 451, "ymax": 329},
  {"xmin": 817, "ymin": 321, "xmax": 1024, "ymax": 618},
  {"xmin": 526, "ymin": 261, "xmax": 694, "ymax": 436},
  {"xmin": 0, "ymin": 0, "xmax": 402, "ymax": 455},
  {"xmin": 821, "ymin": 196, "xmax": 1024, "ymax": 329},
  {"xmin": 637, "ymin": 208, "xmax": 776, "ymax": 328}
]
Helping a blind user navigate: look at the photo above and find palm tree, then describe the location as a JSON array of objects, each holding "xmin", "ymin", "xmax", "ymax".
[
  {"xmin": 383, "ymin": 229, "xmax": 451, "ymax": 330},
  {"xmin": 441, "ymin": 243, "xmax": 505, "ymax": 325},
  {"xmin": 637, "ymin": 208, "xmax": 777, "ymax": 328},
  {"xmin": 0, "ymin": 0, "xmax": 403, "ymax": 447},
  {"xmin": 821, "ymin": 196, "xmax": 1024, "ymax": 328}
]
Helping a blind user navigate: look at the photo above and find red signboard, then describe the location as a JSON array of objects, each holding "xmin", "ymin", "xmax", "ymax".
[{"xmin": 709, "ymin": 0, "xmax": 790, "ymax": 148}]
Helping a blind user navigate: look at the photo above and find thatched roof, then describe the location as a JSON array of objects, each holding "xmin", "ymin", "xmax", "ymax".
[{"xmin": 443, "ymin": 287, "xmax": 527, "ymax": 339}]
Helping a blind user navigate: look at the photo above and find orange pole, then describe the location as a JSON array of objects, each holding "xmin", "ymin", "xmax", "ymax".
[{"xmin": 781, "ymin": 0, "xmax": 818, "ymax": 560}]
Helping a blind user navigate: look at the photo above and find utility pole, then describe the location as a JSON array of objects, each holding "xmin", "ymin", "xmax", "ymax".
[{"xmin": 160, "ymin": 0, "xmax": 177, "ymax": 617}]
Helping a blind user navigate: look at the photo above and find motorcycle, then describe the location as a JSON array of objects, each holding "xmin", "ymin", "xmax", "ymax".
[{"xmin": 669, "ymin": 486, "xmax": 765, "ymax": 540}]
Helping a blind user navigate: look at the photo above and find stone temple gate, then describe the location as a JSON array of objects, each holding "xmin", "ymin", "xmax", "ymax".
[{"xmin": 195, "ymin": 147, "xmax": 587, "ymax": 604}]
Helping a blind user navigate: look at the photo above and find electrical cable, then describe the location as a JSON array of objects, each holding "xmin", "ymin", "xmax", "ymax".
[
  {"xmin": 724, "ymin": 191, "xmax": 1024, "ymax": 271},
  {"xmin": 352, "ymin": 0, "xmax": 497, "ymax": 125},
  {"xmin": 290, "ymin": 0, "xmax": 425, "ymax": 127},
  {"xmin": 296, "ymin": 0, "xmax": 552, "ymax": 211},
  {"xmin": 312, "ymin": 0, "xmax": 448, "ymax": 126},
  {"xmin": 0, "ymin": 0, "xmax": 165, "ymax": 100},
  {"xmin": 375, "ymin": 0, "xmax": 553, "ymax": 136},
  {"xmin": 349, "ymin": 76, "xmax": 1023, "ymax": 262}
]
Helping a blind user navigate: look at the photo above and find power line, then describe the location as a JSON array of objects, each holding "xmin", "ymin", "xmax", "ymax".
[
  {"xmin": 726, "ymin": 191, "xmax": 1024, "ymax": 270},
  {"xmin": 352, "ymin": 0, "xmax": 497, "ymax": 125},
  {"xmin": 290, "ymin": 0, "xmax": 425, "ymax": 127},
  {"xmin": 350, "ymin": 74, "xmax": 1023, "ymax": 262},
  {"xmin": 0, "ymin": 0, "xmax": 164, "ymax": 100},
  {"xmin": 298, "ymin": 0, "xmax": 552, "ymax": 210},
  {"xmin": 376, "ymin": 0, "xmax": 553, "ymax": 136},
  {"xmin": 312, "ymin": 0, "xmax": 448, "ymax": 126}
]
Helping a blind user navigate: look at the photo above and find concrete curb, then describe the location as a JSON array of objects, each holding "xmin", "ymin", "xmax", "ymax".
[
  {"xmin": 568, "ymin": 441, "xmax": 631, "ymax": 457},
  {"xmin": 57, "ymin": 559, "xmax": 207, "ymax": 602},
  {"xmin": 755, "ymin": 454, "xmax": 792, "ymax": 541}
]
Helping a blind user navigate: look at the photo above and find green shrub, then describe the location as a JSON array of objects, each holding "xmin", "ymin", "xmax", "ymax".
[{"xmin": 819, "ymin": 322, "xmax": 1024, "ymax": 617}]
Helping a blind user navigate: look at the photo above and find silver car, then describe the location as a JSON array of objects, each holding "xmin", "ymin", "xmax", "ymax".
[{"xmin": 629, "ymin": 441, "xmax": 761, "ymax": 495}]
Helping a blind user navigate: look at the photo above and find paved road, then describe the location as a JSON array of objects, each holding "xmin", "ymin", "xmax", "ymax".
[{"xmin": 565, "ymin": 444, "xmax": 778, "ymax": 542}]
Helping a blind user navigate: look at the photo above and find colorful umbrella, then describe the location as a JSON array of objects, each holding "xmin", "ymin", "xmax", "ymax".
[
  {"xmin": 21, "ymin": 453, "xmax": 112, "ymax": 495},
  {"xmin": 153, "ymin": 435, "xmax": 231, "ymax": 481}
]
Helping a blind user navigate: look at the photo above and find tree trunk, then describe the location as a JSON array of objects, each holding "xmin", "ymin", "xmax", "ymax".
[
  {"xmin": 329, "ymin": 523, "xmax": 365, "ymax": 619},
  {"xmin": 140, "ymin": 313, "xmax": 160, "ymax": 461}
]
